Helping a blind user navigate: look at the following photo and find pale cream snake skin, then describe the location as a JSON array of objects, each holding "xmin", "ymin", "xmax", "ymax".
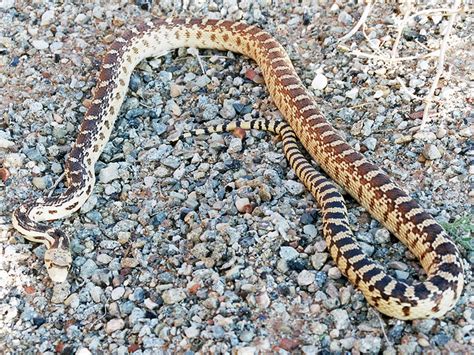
[{"xmin": 11, "ymin": 18, "xmax": 464, "ymax": 320}]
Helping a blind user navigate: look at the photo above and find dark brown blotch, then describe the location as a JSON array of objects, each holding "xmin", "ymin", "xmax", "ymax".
[
  {"xmin": 357, "ymin": 162, "xmax": 378, "ymax": 178},
  {"xmin": 103, "ymin": 52, "xmax": 118, "ymax": 65},
  {"xmin": 65, "ymin": 202, "xmax": 79, "ymax": 211},
  {"xmin": 99, "ymin": 67, "xmax": 114, "ymax": 81},
  {"xmin": 86, "ymin": 104, "xmax": 102, "ymax": 118}
]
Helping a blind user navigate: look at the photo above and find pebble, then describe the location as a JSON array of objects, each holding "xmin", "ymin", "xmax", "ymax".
[
  {"xmin": 331, "ymin": 309, "xmax": 350, "ymax": 330},
  {"xmin": 74, "ymin": 13, "xmax": 88, "ymax": 24},
  {"xmin": 106, "ymin": 318, "xmax": 125, "ymax": 334},
  {"xmin": 328, "ymin": 267, "xmax": 341, "ymax": 279},
  {"xmin": 303, "ymin": 224, "xmax": 317, "ymax": 238},
  {"xmin": 228, "ymin": 137, "xmax": 242, "ymax": 153},
  {"xmin": 235, "ymin": 197, "xmax": 252, "ymax": 213},
  {"xmin": 80, "ymin": 259, "xmax": 98, "ymax": 279},
  {"xmin": 297, "ymin": 270, "xmax": 315, "ymax": 286},
  {"xmin": 0, "ymin": 138, "xmax": 14, "ymax": 149},
  {"xmin": 90, "ymin": 286, "xmax": 103, "ymax": 303},
  {"xmin": 413, "ymin": 131, "xmax": 437, "ymax": 142},
  {"xmin": 40, "ymin": 9, "xmax": 55, "ymax": 26},
  {"xmin": 359, "ymin": 242, "xmax": 375, "ymax": 256},
  {"xmin": 409, "ymin": 78, "xmax": 425, "ymax": 88},
  {"xmin": 31, "ymin": 40, "xmax": 49, "ymax": 50},
  {"xmin": 99, "ymin": 163, "xmax": 121, "ymax": 183},
  {"xmin": 170, "ymin": 83, "xmax": 184, "ymax": 97},
  {"xmin": 357, "ymin": 335, "xmax": 381, "ymax": 354},
  {"xmin": 374, "ymin": 228, "xmax": 390, "ymax": 244},
  {"xmin": 284, "ymin": 180, "xmax": 305, "ymax": 195},
  {"xmin": 111, "ymin": 287, "xmax": 125, "ymax": 300},
  {"xmin": 162, "ymin": 288, "xmax": 186, "ymax": 304},
  {"xmin": 311, "ymin": 252, "xmax": 328, "ymax": 270},
  {"xmin": 394, "ymin": 270, "xmax": 410, "ymax": 280},
  {"xmin": 345, "ymin": 87, "xmax": 359, "ymax": 99},
  {"xmin": 362, "ymin": 137, "xmax": 377, "ymax": 151},
  {"xmin": 195, "ymin": 75, "xmax": 211, "ymax": 87},
  {"xmin": 422, "ymin": 144, "xmax": 442, "ymax": 160},
  {"xmin": 220, "ymin": 99, "xmax": 237, "ymax": 119},
  {"xmin": 51, "ymin": 282, "xmax": 70, "ymax": 304},
  {"xmin": 311, "ymin": 73, "xmax": 328, "ymax": 90},
  {"xmin": 32, "ymin": 176, "xmax": 51, "ymax": 190},
  {"xmin": 279, "ymin": 246, "xmax": 299, "ymax": 260}
]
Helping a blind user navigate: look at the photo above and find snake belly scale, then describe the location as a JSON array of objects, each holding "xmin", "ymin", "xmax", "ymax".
[{"xmin": 11, "ymin": 18, "xmax": 464, "ymax": 320}]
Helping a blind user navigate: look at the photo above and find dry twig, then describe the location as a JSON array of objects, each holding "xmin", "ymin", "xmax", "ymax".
[
  {"xmin": 338, "ymin": 0, "xmax": 374, "ymax": 43},
  {"xmin": 391, "ymin": 1, "xmax": 413, "ymax": 58},
  {"xmin": 420, "ymin": 0, "xmax": 461, "ymax": 129}
]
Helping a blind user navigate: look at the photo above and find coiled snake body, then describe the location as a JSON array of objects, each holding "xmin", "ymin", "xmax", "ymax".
[{"xmin": 12, "ymin": 18, "xmax": 464, "ymax": 320}]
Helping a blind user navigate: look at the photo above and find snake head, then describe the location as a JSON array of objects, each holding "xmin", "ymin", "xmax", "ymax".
[{"xmin": 44, "ymin": 229, "xmax": 72, "ymax": 283}]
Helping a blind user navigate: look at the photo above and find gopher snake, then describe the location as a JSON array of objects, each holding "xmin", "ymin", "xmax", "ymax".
[{"xmin": 12, "ymin": 18, "xmax": 463, "ymax": 319}]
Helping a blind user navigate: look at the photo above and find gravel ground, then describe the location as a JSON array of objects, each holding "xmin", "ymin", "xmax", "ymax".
[{"xmin": 0, "ymin": 1, "xmax": 472, "ymax": 354}]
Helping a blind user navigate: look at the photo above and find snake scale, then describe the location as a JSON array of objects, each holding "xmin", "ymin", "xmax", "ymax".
[{"xmin": 12, "ymin": 18, "xmax": 464, "ymax": 320}]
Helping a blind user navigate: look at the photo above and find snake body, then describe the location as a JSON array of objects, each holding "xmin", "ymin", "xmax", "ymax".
[{"xmin": 12, "ymin": 18, "xmax": 464, "ymax": 319}]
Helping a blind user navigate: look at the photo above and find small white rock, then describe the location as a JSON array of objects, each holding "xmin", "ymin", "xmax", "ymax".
[
  {"xmin": 373, "ymin": 90, "xmax": 384, "ymax": 99},
  {"xmin": 345, "ymin": 87, "xmax": 359, "ymax": 99},
  {"xmin": 74, "ymin": 13, "xmax": 88, "ymax": 24},
  {"xmin": 0, "ymin": 138, "xmax": 14, "ymax": 149},
  {"xmin": 228, "ymin": 137, "xmax": 242, "ymax": 154},
  {"xmin": 311, "ymin": 252, "xmax": 328, "ymax": 270},
  {"xmin": 284, "ymin": 180, "xmax": 305, "ymax": 195},
  {"xmin": 328, "ymin": 267, "xmax": 342, "ymax": 279},
  {"xmin": 235, "ymin": 197, "xmax": 251, "ymax": 213},
  {"xmin": 90, "ymin": 286, "xmax": 103, "ymax": 303},
  {"xmin": 184, "ymin": 326, "xmax": 200, "ymax": 338},
  {"xmin": 76, "ymin": 348, "xmax": 92, "ymax": 355},
  {"xmin": 99, "ymin": 163, "xmax": 120, "ymax": 183},
  {"xmin": 111, "ymin": 286, "xmax": 125, "ymax": 300},
  {"xmin": 106, "ymin": 318, "xmax": 125, "ymax": 334},
  {"xmin": 422, "ymin": 144, "xmax": 442, "ymax": 160},
  {"xmin": 40, "ymin": 9, "xmax": 55, "ymax": 26},
  {"xmin": 362, "ymin": 137, "xmax": 377, "ymax": 151},
  {"xmin": 32, "ymin": 39, "xmax": 49, "ymax": 50},
  {"xmin": 303, "ymin": 224, "xmax": 317, "ymax": 238},
  {"xmin": 162, "ymin": 288, "xmax": 186, "ymax": 304},
  {"xmin": 297, "ymin": 270, "xmax": 315, "ymax": 286},
  {"xmin": 311, "ymin": 73, "xmax": 328, "ymax": 90},
  {"xmin": 279, "ymin": 246, "xmax": 299, "ymax": 260}
]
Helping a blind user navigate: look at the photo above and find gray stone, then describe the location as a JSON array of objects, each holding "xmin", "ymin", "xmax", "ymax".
[
  {"xmin": 32, "ymin": 40, "xmax": 49, "ymax": 50},
  {"xmin": 40, "ymin": 9, "xmax": 55, "ymax": 26},
  {"xmin": 358, "ymin": 335, "xmax": 381, "ymax": 354},
  {"xmin": 303, "ymin": 224, "xmax": 317, "ymax": 238},
  {"xmin": 220, "ymin": 99, "xmax": 236, "ymax": 119},
  {"xmin": 162, "ymin": 288, "xmax": 186, "ymax": 304},
  {"xmin": 423, "ymin": 144, "xmax": 442, "ymax": 160},
  {"xmin": 279, "ymin": 246, "xmax": 299, "ymax": 260},
  {"xmin": 311, "ymin": 252, "xmax": 328, "ymax": 270},
  {"xmin": 106, "ymin": 318, "xmax": 125, "ymax": 334},
  {"xmin": 297, "ymin": 270, "xmax": 315, "ymax": 286},
  {"xmin": 362, "ymin": 137, "xmax": 377, "ymax": 151},
  {"xmin": 99, "ymin": 163, "xmax": 120, "ymax": 183},
  {"xmin": 284, "ymin": 180, "xmax": 305, "ymax": 195},
  {"xmin": 80, "ymin": 259, "xmax": 98, "ymax": 279},
  {"xmin": 331, "ymin": 309, "xmax": 350, "ymax": 330},
  {"xmin": 111, "ymin": 286, "xmax": 125, "ymax": 300}
]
